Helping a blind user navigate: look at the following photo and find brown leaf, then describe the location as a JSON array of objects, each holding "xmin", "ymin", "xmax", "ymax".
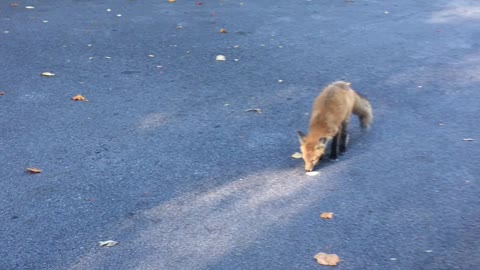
[
  {"xmin": 72, "ymin": 94, "xmax": 87, "ymax": 101},
  {"xmin": 219, "ymin": 28, "xmax": 227, "ymax": 33},
  {"xmin": 9, "ymin": 3, "xmax": 19, "ymax": 7},
  {"xmin": 314, "ymin": 253, "xmax": 340, "ymax": 266},
  {"xmin": 0, "ymin": 92, "xmax": 5, "ymax": 96},
  {"xmin": 25, "ymin": 167, "xmax": 42, "ymax": 174},
  {"xmin": 320, "ymin": 212, "xmax": 334, "ymax": 219}
]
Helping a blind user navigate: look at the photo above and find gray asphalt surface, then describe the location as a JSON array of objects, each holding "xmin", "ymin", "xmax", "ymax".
[{"xmin": 1, "ymin": 0, "xmax": 479, "ymax": 269}]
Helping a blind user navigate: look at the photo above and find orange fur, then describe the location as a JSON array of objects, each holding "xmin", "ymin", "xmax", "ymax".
[{"xmin": 297, "ymin": 81, "xmax": 373, "ymax": 171}]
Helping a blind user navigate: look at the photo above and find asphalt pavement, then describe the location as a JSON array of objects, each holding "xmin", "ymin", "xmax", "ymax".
[{"xmin": 0, "ymin": 0, "xmax": 479, "ymax": 269}]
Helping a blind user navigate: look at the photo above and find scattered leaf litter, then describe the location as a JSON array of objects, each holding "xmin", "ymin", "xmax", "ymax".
[
  {"xmin": 25, "ymin": 167, "xmax": 42, "ymax": 174},
  {"xmin": 41, "ymin": 72, "xmax": 55, "ymax": 77},
  {"xmin": 72, "ymin": 94, "xmax": 88, "ymax": 101},
  {"xmin": 98, "ymin": 240, "xmax": 118, "ymax": 247},
  {"xmin": 245, "ymin": 108, "xmax": 262, "ymax": 113},
  {"xmin": 216, "ymin": 55, "xmax": 226, "ymax": 61},
  {"xmin": 314, "ymin": 253, "xmax": 340, "ymax": 266},
  {"xmin": 320, "ymin": 212, "xmax": 334, "ymax": 219}
]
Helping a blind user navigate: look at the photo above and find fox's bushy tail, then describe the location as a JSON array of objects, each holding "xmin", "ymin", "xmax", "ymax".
[{"xmin": 352, "ymin": 91, "xmax": 373, "ymax": 128}]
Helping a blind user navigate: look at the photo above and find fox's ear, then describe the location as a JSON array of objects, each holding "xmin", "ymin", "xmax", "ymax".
[
  {"xmin": 318, "ymin": 137, "xmax": 327, "ymax": 147},
  {"xmin": 296, "ymin": 131, "xmax": 306, "ymax": 144}
]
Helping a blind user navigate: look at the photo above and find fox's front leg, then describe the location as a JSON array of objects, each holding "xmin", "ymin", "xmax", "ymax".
[
  {"xmin": 339, "ymin": 121, "xmax": 348, "ymax": 155},
  {"xmin": 329, "ymin": 132, "xmax": 341, "ymax": 160}
]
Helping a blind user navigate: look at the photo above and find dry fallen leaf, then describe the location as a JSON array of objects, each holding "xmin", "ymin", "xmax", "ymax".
[
  {"xmin": 219, "ymin": 28, "xmax": 227, "ymax": 33},
  {"xmin": 0, "ymin": 92, "xmax": 5, "ymax": 96},
  {"xmin": 41, "ymin": 72, "xmax": 55, "ymax": 77},
  {"xmin": 72, "ymin": 94, "xmax": 88, "ymax": 101},
  {"xmin": 98, "ymin": 240, "xmax": 118, "ymax": 247},
  {"xmin": 314, "ymin": 253, "xmax": 340, "ymax": 266},
  {"xmin": 291, "ymin": 152, "xmax": 302, "ymax": 159},
  {"xmin": 216, "ymin": 55, "xmax": 226, "ymax": 61},
  {"xmin": 25, "ymin": 167, "xmax": 42, "ymax": 174},
  {"xmin": 320, "ymin": 212, "xmax": 334, "ymax": 219},
  {"xmin": 245, "ymin": 108, "xmax": 262, "ymax": 113},
  {"xmin": 463, "ymin": 138, "xmax": 474, "ymax": 142},
  {"xmin": 168, "ymin": 0, "xmax": 176, "ymax": 2},
  {"xmin": 306, "ymin": 171, "xmax": 319, "ymax": 176},
  {"xmin": 10, "ymin": 3, "xmax": 19, "ymax": 7}
]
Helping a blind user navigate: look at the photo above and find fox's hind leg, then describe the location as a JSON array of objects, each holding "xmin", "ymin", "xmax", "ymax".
[{"xmin": 339, "ymin": 121, "xmax": 348, "ymax": 155}]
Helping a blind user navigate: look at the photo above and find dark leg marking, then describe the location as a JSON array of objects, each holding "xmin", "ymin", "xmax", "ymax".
[
  {"xmin": 330, "ymin": 132, "xmax": 340, "ymax": 160},
  {"xmin": 339, "ymin": 121, "xmax": 348, "ymax": 154}
]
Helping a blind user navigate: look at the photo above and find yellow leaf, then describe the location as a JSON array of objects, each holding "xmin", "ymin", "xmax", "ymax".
[
  {"xmin": 291, "ymin": 152, "xmax": 302, "ymax": 159},
  {"xmin": 320, "ymin": 212, "xmax": 334, "ymax": 219},
  {"xmin": 41, "ymin": 72, "xmax": 55, "ymax": 77},
  {"xmin": 72, "ymin": 94, "xmax": 87, "ymax": 101},
  {"xmin": 314, "ymin": 253, "xmax": 340, "ymax": 266},
  {"xmin": 25, "ymin": 167, "xmax": 42, "ymax": 174}
]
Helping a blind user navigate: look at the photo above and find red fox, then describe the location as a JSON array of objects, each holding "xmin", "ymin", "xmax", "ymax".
[{"xmin": 297, "ymin": 81, "xmax": 373, "ymax": 172}]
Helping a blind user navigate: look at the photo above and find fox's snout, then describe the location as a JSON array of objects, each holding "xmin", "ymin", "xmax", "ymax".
[{"xmin": 304, "ymin": 163, "xmax": 314, "ymax": 172}]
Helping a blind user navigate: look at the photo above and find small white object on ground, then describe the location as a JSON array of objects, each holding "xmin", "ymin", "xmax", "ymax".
[
  {"xmin": 98, "ymin": 240, "xmax": 118, "ymax": 247},
  {"xmin": 306, "ymin": 171, "xmax": 319, "ymax": 176},
  {"xmin": 216, "ymin": 55, "xmax": 226, "ymax": 61}
]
